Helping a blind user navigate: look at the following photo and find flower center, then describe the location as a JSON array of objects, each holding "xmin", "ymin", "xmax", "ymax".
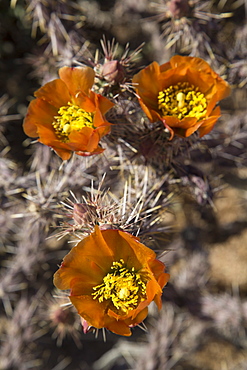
[
  {"xmin": 158, "ymin": 82, "xmax": 207, "ymax": 121},
  {"xmin": 92, "ymin": 259, "xmax": 147, "ymax": 314},
  {"xmin": 52, "ymin": 102, "xmax": 95, "ymax": 142}
]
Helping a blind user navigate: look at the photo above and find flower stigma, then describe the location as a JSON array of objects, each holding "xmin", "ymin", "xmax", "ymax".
[
  {"xmin": 52, "ymin": 102, "xmax": 95, "ymax": 142},
  {"xmin": 158, "ymin": 82, "xmax": 207, "ymax": 120},
  {"xmin": 92, "ymin": 259, "xmax": 147, "ymax": 314}
]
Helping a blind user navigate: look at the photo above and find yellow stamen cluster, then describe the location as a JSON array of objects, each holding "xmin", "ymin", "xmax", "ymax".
[
  {"xmin": 92, "ymin": 259, "xmax": 147, "ymax": 314},
  {"xmin": 52, "ymin": 102, "xmax": 95, "ymax": 142},
  {"xmin": 158, "ymin": 82, "xmax": 207, "ymax": 121}
]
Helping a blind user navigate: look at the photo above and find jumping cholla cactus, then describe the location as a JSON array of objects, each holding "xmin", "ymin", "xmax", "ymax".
[
  {"xmin": 1, "ymin": 0, "xmax": 247, "ymax": 369},
  {"xmin": 21, "ymin": 36, "xmax": 230, "ymax": 338}
]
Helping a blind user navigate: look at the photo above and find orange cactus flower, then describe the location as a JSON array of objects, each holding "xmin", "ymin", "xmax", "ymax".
[
  {"xmin": 133, "ymin": 55, "xmax": 230, "ymax": 139},
  {"xmin": 23, "ymin": 66, "xmax": 114, "ymax": 160},
  {"xmin": 53, "ymin": 226, "xmax": 170, "ymax": 336}
]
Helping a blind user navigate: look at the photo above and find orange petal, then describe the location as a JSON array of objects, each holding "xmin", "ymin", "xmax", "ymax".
[
  {"xmin": 91, "ymin": 91, "xmax": 115, "ymax": 115},
  {"xmin": 159, "ymin": 67, "xmax": 189, "ymax": 90},
  {"xmin": 34, "ymin": 79, "xmax": 71, "ymax": 108},
  {"xmin": 171, "ymin": 126, "xmax": 199, "ymax": 138},
  {"xmin": 186, "ymin": 69, "xmax": 215, "ymax": 96},
  {"xmin": 153, "ymin": 291, "xmax": 163, "ymax": 310},
  {"xmin": 75, "ymin": 91, "xmax": 96, "ymax": 112},
  {"xmin": 177, "ymin": 116, "xmax": 198, "ymax": 129},
  {"xmin": 59, "ymin": 66, "xmax": 95, "ymax": 97},
  {"xmin": 160, "ymin": 61, "xmax": 172, "ymax": 73},
  {"xmin": 76, "ymin": 226, "xmax": 115, "ymax": 268},
  {"xmin": 93, "ymin": 105, "xmax": 111, "ymax": 129},
  {"xmin": 70, "ymin": 295, "xmax": 109, "ymax": 329},
  {"xmin": 107, "ymin": 295, "xmax": 149, "ymax": 322},
  {"xmin": 149, "ymin": 259, "xmax": 167, "ymax": 283},
  {"xmin": 53, "ymin": 268, "xmax": 71, "ymax": 291},
  {"xmin": 23, "ymin": 98, "xmax": 57, "ymax": 137},
  {"xmin": 163, "ymin": 116, "xmax": 198, "ymax": 130},
  {"xmin": 101, "ymin": 229, "xmax": 156, "ymax": 271},
  {"xmin": 206, "ymin": 93, "xmax": 219, "ymax": 116},
  {"xmin": 170, "ymin": 56, "xmax": 203, "ymax": 71},
  {"xmin": 149, "ymin": 259, "xmax": 170, "ymax": 290},
  {"xmin": 107, "ymin": 307, "xmax": 125, "ymax": 321},
  {"xmin": 66, "ymin": 128, "xmax": 106, "ymax": 155},
  {"xmin": 94, "ymin": 120, "xmax": 111, "ymax": 137},
  {"xmin": 189, "ymin": 57, "xmax": 212, "ymax": 72},
  {"xmin": 198, "ymin": 106, "xmax": 221, "ymax": 137},
  {"xmin": 36, "ymin": 123, "xmax": 60, "ymax": 145},
  {"xmin": 157, "ymin": 271, "xmax": 170, "ymax": 290},
  {"xmin": 34, "ymin": 120, "xmax": 72, "ymax": 160},
  {"xmin": 53, "ymin": 231, "xmax": 118, "ymax": 292},
  {"xmin": 119, "ymin": 230, "xmax": 157, "ymax": 267},
  {"xmin": 100, "ymin": 229, "xmax": 139, "ymax": 267},
  {"xmin": 146, "ymin": 278, "xmax": 162, "ymax": 303},
  {"xmin": 181, "ymin": 56, "xmax": 230, "ymax": 101},
  {"xmin": 133, "ymin": 61, "xmax": 161, "ymax": 110},
  {"xmin": 161, "ymin": 116, "xmax": 179, "ymax": 126},
  {"xmin": 75, "ymin": 91, "xmax": 114, "ymax": 119},
  {"xmin": 70, "ymin": 275, "xmax": 102, "ymax": 296},
  {"xmin": 52, "ymin": 147, "xmax": 72, "ymax": 160},
  {"xmin": 66, "ymin": 127, "xmax": 95, "ymax": 150},
  {"xmin": 36, "ymin": 124, "xmax": 73, "ymax": 159},
  {"xmin": 214, "ymin": 78, "xmax": 231, "ymax": 101},
  {"xmin": 187, "ymin": 57, "xmax": 230, "ymax": 98},
  {"xmin": 106, "ymin": 319, "xmax": 132, "ymax": 336},
  {"xmin": 138, "ymin": 100, "xmax": 159, "ymax": 123},
  {"xmin": 86, "ymin": 130, "xmax": 101, "ymax": 152},
  {"xmin": 70, "ymin": 295, "xmax": 132, "ymax": 335},
  {"xmin": 75, "ymin": 146, "xmax": 105, "ymax": 157},
  {"xmin": 125, "ymin": 307, "xmax": 149, "ymax": 327},
  {"xmin": 169, "ymin": 55, "xmax": 190, "ymax": 69},
  {"xmin": 183, "ymin": 121, "xmax": 204, "ymax": 137},
  {"xmin": 54, "ymin": 260, "xmax": 101, "ymax": 291}
]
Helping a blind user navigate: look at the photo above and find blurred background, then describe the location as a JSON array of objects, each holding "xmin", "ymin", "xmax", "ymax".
[{"xmin": 0, "ymin": 0, "xmax": 247, "ymax": 369}]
